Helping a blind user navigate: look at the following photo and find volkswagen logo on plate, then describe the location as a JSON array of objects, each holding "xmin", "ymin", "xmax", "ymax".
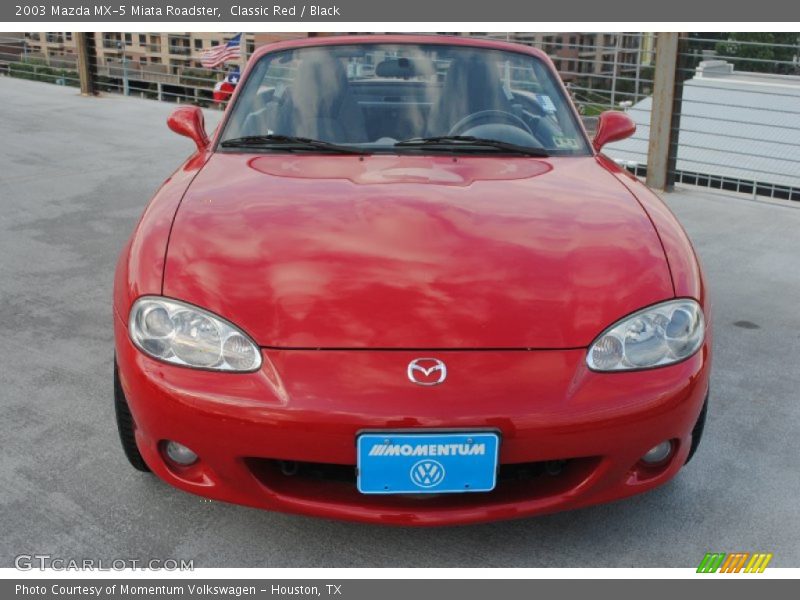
[
  {"xmin": 407, "ymin": 358, "xmax": 447, "ymax": 386},
  {"xmin": 410, "ymin": 459, "xmax": 446, "ymax": 488}
]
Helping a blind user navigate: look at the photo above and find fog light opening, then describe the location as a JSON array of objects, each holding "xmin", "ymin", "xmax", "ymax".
[
  {"xmin": 164, "ymin": 441, "xmax": 198, "ymax": 466},
  {"xmin": 545, "ymin": 460, "xmax": 567, "ymax": 476},
  {"xmin": 278, "ymin": 460, "xmax": 299, "ymax": 476},
  {"xmin": 641, "ymin": 440, "xmax": 673, "ymax": 465}
]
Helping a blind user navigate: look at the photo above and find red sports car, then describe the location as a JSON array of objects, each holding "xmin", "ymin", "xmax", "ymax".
[{"xmin": 113, "ymin": 35, "xmax": 711, "ymax": 525}]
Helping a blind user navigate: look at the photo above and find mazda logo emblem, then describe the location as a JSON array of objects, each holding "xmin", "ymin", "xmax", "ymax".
[
  {"xmin": 407, "ymin": 358, "xmax": 447, "ymax": 386},
  {"xmin": 410, "ymin": 459, "xmax": 446, "ymax": 488}
]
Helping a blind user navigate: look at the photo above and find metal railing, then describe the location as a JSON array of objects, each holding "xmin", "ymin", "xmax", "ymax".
[
  {"xmin": 2, "ymin": 32, "xmax": 799, "ymax": 201},
  {"xmin": 672, "ymin": 35, "xmax": 800, "ymax": 201},
  {"xmin": 0, "ymin": 35, "xmax": 81, "ymax": 86},
  {"xmin": 479, "ymin": 32, "xmax": 657, "ymax": 125},
  {"xmin": 603, "ymin": 33, "xmax": 800, "ymax": 201},
  {"xmin": 0, "ymin": 33, "xmax": 242, "ymax": 107},
  {"xmin": 468, "ymin": 33, "xmax": 656, "ymax": 162}
]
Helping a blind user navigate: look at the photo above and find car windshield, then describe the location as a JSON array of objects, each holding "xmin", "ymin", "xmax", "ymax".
[{"xmin": 219, "ymin": 43, "xmax": 591, "ymax": 156}]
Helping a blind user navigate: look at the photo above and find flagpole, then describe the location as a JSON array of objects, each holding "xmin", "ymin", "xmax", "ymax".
[{"xmin": 240, "ymin": 32, "xmax": 248, "ymax": 73}]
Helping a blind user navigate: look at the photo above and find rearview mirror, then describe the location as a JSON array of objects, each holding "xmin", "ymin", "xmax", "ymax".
[
  {"xmin": 592, "ymin": 111, "xmax": 636, "ymax": 152},
  {"xmin": 167, "ymin": 106, "xmax": 209, "ymax": 152}
]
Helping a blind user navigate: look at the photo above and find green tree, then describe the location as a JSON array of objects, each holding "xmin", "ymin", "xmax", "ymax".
[
  {"xmin": 180, "ymin": 68, "xmax": 218, "ymax": 88},
  {"xmin": 715, "ymin": 32, "xmax": 800, "ymax": 74},
  {"xmin": 9, "ymin": 58, "xmax": 79, "ymax": 87}
]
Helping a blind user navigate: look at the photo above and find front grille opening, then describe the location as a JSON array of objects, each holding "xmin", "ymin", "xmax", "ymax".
[
  {"xmin": 258, "ymin": 458, "xmax": 570, "ymax": 486},
  {"xmin": 244, "ymin": 456, "xmax": 599, "ymax": 506},
  {"xmin": 275, "ymin": 459, "xmax": 355, "ymax": 484}
]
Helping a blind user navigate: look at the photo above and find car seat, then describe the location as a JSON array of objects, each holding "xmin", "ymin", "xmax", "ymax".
[
  {"xmin": 426, "ymin": 55, "xmax": 512, "ymax": 136},
  {"xmin": 283, "ymin": 52, "xmax": 369, "ymax": 143}
]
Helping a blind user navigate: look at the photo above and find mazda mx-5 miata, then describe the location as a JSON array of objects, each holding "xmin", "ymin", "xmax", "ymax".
[{"xmin": 113, "ymin": 35, "xmax": 711, "ymax": 525}]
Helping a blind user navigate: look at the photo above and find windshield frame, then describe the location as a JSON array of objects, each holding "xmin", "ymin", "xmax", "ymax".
[{"xmin": 213, "ymin": 37, "xmax": 594, "ymax": 157}]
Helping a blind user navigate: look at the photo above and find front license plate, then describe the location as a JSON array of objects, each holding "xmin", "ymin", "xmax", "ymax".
[{"xmin": 357, "ymin": 432, "xmax": 499, "ymax": 494}]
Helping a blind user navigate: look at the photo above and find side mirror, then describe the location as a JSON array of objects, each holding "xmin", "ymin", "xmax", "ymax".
[
  {"xmin": 167, "ymin": 106, "xmax": 209, "ymax": 152},
  {"xmin": 592, "ymin": 110, "xmax": 636, "ymax": 152}
]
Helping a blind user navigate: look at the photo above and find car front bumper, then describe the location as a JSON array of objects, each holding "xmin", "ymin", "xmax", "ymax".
[{"xmin": 114, "ymin": 312, "xmax": 711, "ymax": 526}]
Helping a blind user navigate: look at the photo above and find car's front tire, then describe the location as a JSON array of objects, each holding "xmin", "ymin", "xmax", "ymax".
[
  {"xmin": 685, "ymin": 393, "xmax": 708, "ymax": 464},
  {"xmin": 114, "ymin": 358, "xmax": 151, "ymax": 472}
]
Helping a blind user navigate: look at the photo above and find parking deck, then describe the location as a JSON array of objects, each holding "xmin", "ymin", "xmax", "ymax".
[{"xmin": 1, "ymin": 77, "xmax": 798, "ymax": 567}]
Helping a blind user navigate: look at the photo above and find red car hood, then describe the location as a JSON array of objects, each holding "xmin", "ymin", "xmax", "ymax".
[{"xmin": 163, "ymin": 154, "xmax": 673, "ymax": 348}]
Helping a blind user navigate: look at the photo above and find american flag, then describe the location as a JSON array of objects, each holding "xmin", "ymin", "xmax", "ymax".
[{"xmin": 200, "ymin": 33, "xmax": 242, "ymax": 68}]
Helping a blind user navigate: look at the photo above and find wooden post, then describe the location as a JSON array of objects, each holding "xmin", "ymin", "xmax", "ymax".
[
  {"xmin": 75, "ymin": 32, "xmax": 95, "ymax": 96},
  {"xmin": 646, "ymin": 32, "xmax": 682, "ymax": 191}
]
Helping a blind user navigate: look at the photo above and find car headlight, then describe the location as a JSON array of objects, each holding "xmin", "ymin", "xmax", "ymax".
[
  {"xmin": 587, "ymin": 299, "xmax": 705, "ymax": 371},
  {"xmin": 129, "ymin": 297, "xmax": 262, "ymax": 372}
]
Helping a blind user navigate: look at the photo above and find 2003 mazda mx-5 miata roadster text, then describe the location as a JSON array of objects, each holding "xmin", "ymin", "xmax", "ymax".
[{"xmin": 113, "ymin": 35, "xmax": 711, "ymax": 525}]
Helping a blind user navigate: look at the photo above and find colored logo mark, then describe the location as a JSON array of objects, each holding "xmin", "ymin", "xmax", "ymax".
[
  {"xmin": 410, "ymin": 459, "xmax": 446, "ymax": 488},
  {"xmin": 697, "ymin": 552, "xmax": 773, "ymax": 573}
]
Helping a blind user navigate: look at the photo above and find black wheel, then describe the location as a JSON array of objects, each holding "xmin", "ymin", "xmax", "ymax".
[
  {"xmin": 114, "ymin": 359, "xmax": 151, "ymax": 472},
  {"xmin": 685, "ymin": 393, "xmax": 708, "ymax": 465}
]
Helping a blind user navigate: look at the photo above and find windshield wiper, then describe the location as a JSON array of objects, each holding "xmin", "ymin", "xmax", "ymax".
[
  {"xmin": 220, "ymin": 135, "xmax": 367, "ymax": 155},
  {"xmin": 395, "ymin": 136, "xmax": 549, "ymax": 157}
]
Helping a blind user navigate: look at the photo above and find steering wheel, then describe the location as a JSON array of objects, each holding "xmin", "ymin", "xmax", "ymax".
[{"xmin": 448, "ymin": 110, "xmax": 533, "ymax": 137}]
